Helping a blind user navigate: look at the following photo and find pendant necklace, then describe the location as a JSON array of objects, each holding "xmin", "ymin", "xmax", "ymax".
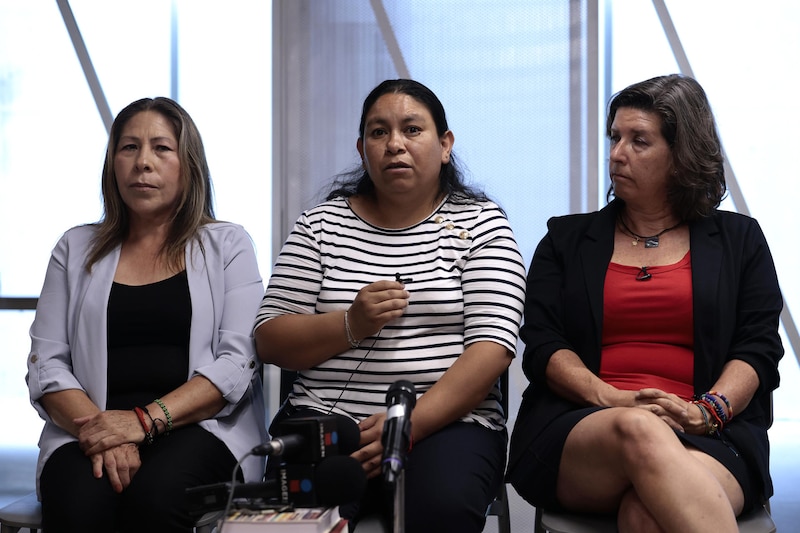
[{"xmin": 618, "ymin": 216, "xmax": 683, "ymax": 249}]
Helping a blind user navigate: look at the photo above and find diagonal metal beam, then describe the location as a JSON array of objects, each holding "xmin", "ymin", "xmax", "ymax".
[
  {"xmin": 369, "ymin": 0, "xmax": 411, "ymax": 79},
  {"xmin": 652, "ymin": 1, "xmax": 749, "ymax": 212},
  {"xmin": 652, "ymin": 0, "xmax": 800, "ymax": 365},
  {"xmin": 56, "ymin": 0, "xmax": 113, "ymax": 134},
  {"xmin": 170, "ymin": 0, "xmax": 179, "ymax": 101}
]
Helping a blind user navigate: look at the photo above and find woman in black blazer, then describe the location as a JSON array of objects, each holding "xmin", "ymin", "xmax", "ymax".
[{"xmin": 507, "ymin": 74, "xmax": 783, "ymax": 533}]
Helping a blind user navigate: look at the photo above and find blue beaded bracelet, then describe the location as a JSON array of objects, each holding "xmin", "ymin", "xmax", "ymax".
[{"xmin": 708, "ymin": 390, "xmax": 732, "ymax": 418}]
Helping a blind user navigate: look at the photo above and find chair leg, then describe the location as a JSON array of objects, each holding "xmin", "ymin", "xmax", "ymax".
[
  {"xmin": 500, "ymin": 485, "xmax": 511, "ymax": 533},
  {"xmin": 485, "ymin": 482, "xmax": 512, "ymax": 533},
  {"xmin": 534, "ymin": 506, "xmax": 545, "ymax": 533}
]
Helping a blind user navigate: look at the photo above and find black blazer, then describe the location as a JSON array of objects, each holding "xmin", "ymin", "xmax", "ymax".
[{"xmin": 507, "ymin": 200, "xmax": 783, "ymax": 500}]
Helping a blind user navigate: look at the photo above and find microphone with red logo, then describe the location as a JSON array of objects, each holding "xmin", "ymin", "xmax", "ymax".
[
  {"xmin": 187, "ymin": 415, "xmax": 365, "ymax": 514},
  {"xmin": 252, "ymin": 414, "xmax": 360, "ymax": 463}
]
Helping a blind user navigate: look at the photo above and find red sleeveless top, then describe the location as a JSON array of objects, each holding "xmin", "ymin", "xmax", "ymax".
[{"xmin": 600, "ymin": 252, "xmax": 694, "ymax": 400}]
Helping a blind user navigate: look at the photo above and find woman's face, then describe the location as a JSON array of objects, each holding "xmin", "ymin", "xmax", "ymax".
[
  {"xmin": 608, "ymin": 107, "xmax": 674, "ymax": 206},
  {"xmin": 114, "ymin": 110, "xmax": 183, "ymax": 224},
  {"xmin": 357, "ymin": 93, "xmax": 453, "ymax": 203}
]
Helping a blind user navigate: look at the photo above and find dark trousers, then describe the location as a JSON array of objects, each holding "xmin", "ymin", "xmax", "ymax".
[
  {"xmin": 270, "ymin": 408, "xmax": 507, "ymax": 533},
  {"xmin": 40, "ymin": 425, "xmax": 237, "ymax": 533}
]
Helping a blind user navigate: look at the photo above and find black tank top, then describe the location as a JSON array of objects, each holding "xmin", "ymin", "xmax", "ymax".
[{"xmin": 106, "ymin": 270, "xmax": 191, "ymax": 410}]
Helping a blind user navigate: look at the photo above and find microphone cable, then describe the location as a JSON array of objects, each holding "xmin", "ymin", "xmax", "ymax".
[
  {"xmin": 325, "ymin": 327, "xmax": 383, "ymax": 416},
  {"xmin": 217, "ymin": 450, "xmax": 254, "ymax": 533}
]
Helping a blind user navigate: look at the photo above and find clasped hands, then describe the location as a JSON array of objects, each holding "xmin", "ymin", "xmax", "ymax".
[
  {"xmin": 74, "ymin": 409, "xmax": 146, "ymax": 493},
  {"xmin": 631, "ymin": 388, "xmax": 707, "ymax": 434}
]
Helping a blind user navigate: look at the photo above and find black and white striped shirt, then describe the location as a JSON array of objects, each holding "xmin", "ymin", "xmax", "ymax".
[{"xmin": 256, "ymin": 196, "xmax": 526, "ymax": 430}]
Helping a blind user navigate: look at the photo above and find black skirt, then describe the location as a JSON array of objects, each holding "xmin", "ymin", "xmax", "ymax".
[{"xmin": 512, "ymin": 406, "xmax": 759, "ymax": 514}]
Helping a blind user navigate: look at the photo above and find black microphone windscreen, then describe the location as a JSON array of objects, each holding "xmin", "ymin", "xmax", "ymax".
[
  {"xmin": 387, "ymin": 380, "xmax": 416, "ymax": 408},
  {"xmin": 274, "ymin": 414, "xmax": 362, "ymax": 460},
  {"xmin": 334, "ymin": 415, "xmax": 361, "ymax": 455},
  {"xmin": 187, "ymin": 455, "xmax": 368, "ymax": 512},
  {"xmin": 311, "ymin": 455, "xmax": 367, "ymax": 506}
]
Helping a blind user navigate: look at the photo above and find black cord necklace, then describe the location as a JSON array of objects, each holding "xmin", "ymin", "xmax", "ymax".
[{"xmin": 618, "ymin": 216, "xmax": 683, "ymax": 249}]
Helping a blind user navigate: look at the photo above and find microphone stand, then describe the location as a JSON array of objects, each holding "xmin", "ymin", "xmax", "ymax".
[
  {"xmin": 390, "ymin": 469, "xmax": 405, "ymax": 533},
  {"xmin": 382, "ymin": 380, "xmax": 415, "ymax": 533}
]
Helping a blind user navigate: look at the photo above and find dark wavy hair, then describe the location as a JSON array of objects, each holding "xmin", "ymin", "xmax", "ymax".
[
  {"xmin": 326, "ymin": 79, "xmax": 487, "ymax": 203},
  {"xmin": 606, "ymin": 74, "xmax": 726, "ymax": 221},
  {"xmin": 86, "ymin": 97, "xmax": 216, "ymax": 271}
]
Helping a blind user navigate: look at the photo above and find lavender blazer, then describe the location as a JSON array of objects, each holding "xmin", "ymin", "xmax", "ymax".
[{"xmin": 27, "ymin": 222, "xmax": 267, "ymax": 493}]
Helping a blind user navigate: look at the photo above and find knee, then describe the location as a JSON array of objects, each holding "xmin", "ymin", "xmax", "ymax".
[
  {"xmin": 405, "ymin": 499, "xmax": 485, "ymax": 533},
  {"xmin": 121, "ymin": 480, "xmax": 193, "ymax": 530},
  {"xmin": 405, "ymin": 479, "xmax": 489, "ymax": 533},
  {"xmin": 610, "ymin": 409, "xmax": 676, "ymax": 466},
  {"xmin": 612, "ymin": 409, "xmax": 667, "ymax": 447}
]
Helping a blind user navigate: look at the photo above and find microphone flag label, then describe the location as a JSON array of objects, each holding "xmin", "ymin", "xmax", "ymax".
[{"xmin": 280, "ymin": 463, "xmax": 319, "ymax": 507}]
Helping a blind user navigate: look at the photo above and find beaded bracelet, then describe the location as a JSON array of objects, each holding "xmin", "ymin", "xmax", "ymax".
[
  {"xmin": 344, "ymin": 309, "xmax": 361, "ymax": 349},
  {"xmin": 154, "ymin": 398, "xmax": 173, "ymax": 435},
  {"xmin": 701, "ymin": 393, "xmax": 729, "ymax": 425},
  {"xmin": 703, "ymin": 399, "xmax": 724, "ymax": 429},
  {"xmin": 708, "ymin": 390, "xmax": 732, "ymax": 419}
]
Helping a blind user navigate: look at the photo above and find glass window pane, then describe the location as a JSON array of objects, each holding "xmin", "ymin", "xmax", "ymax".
[
  {"xmin": 0, "ymin": 0, "xmax": 271, "ymax": 504},
  {"xmin": 0, "ymin": 1, "xmax": 107, "ymax": 297},
  {"xmin": 0, "ymin": 311, "xmax": 41, "ymax": 448}
]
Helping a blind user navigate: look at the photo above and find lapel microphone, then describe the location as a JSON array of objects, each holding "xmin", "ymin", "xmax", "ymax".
[{"xmin": 395, "ymin": 272, "xmax": 413, "ymax": 284}]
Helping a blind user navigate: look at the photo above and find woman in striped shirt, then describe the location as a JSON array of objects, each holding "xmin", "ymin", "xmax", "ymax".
[{"xmin": 255, "ymin": 79, "xmax": 526, "ymax": 532}]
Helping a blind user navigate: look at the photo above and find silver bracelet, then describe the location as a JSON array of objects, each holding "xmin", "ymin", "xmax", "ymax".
[{"xmin": 344, "ymin": 309, "xmax": 361, "ymax": 348}]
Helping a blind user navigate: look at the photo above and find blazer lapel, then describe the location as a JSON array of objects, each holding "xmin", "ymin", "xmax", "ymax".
[
  {"xmin": 690, "ymin": 215, "xmax": 722, "ymax": 386},
  {"xmin": 580, "ymin": 203, "xmax": 618, "ymax": 361}
]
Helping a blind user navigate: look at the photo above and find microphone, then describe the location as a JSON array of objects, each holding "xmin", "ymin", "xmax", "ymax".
[
  {"xmin": 381, "ymin": 380, "xmax": 416, "ymax": 485},
  {"xmin": 186, "ymin": 455, "xmax": 367, "ymax": 513},
  {"xmin": 250, "ymin": 434, "xmax": 305, "ymax": 457},
  {"xmin": 252, "ymin": 414, "xmax": 361, "ymax": 463}
]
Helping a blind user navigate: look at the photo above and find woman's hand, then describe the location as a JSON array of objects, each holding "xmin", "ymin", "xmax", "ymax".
[
  {"xmin": 352, "ymin": 412, "xmax": 388, "ymax": 479},
  {"xmin": 76, "ymin": 410, "xmax": 144, "ymax": 455},
  {"xmin": 634, "ymin": 388, "xmax": 694, "ymax": 432},
  {"xmin": 346, "ymin": 280, "xmax": 409, "ymax": 341},
  {"xmin": 90, "ymin": 443, "xmax": 141, "ymax": 493}
]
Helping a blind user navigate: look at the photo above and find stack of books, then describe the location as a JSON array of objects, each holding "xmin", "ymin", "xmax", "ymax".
[{"xmin": 222, "ymin": 506, "xmax": 347, "ymax": 532}]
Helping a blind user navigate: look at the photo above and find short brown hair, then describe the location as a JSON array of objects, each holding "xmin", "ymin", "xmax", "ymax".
[{"xmin": 606, "ymin": 74, "xmax": 726, "ymax": 221}]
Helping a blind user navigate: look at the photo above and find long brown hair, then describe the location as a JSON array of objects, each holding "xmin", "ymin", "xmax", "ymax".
[{"xmin": 86, "ymin": 97, "xmax": 215, "ymax": 271}]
